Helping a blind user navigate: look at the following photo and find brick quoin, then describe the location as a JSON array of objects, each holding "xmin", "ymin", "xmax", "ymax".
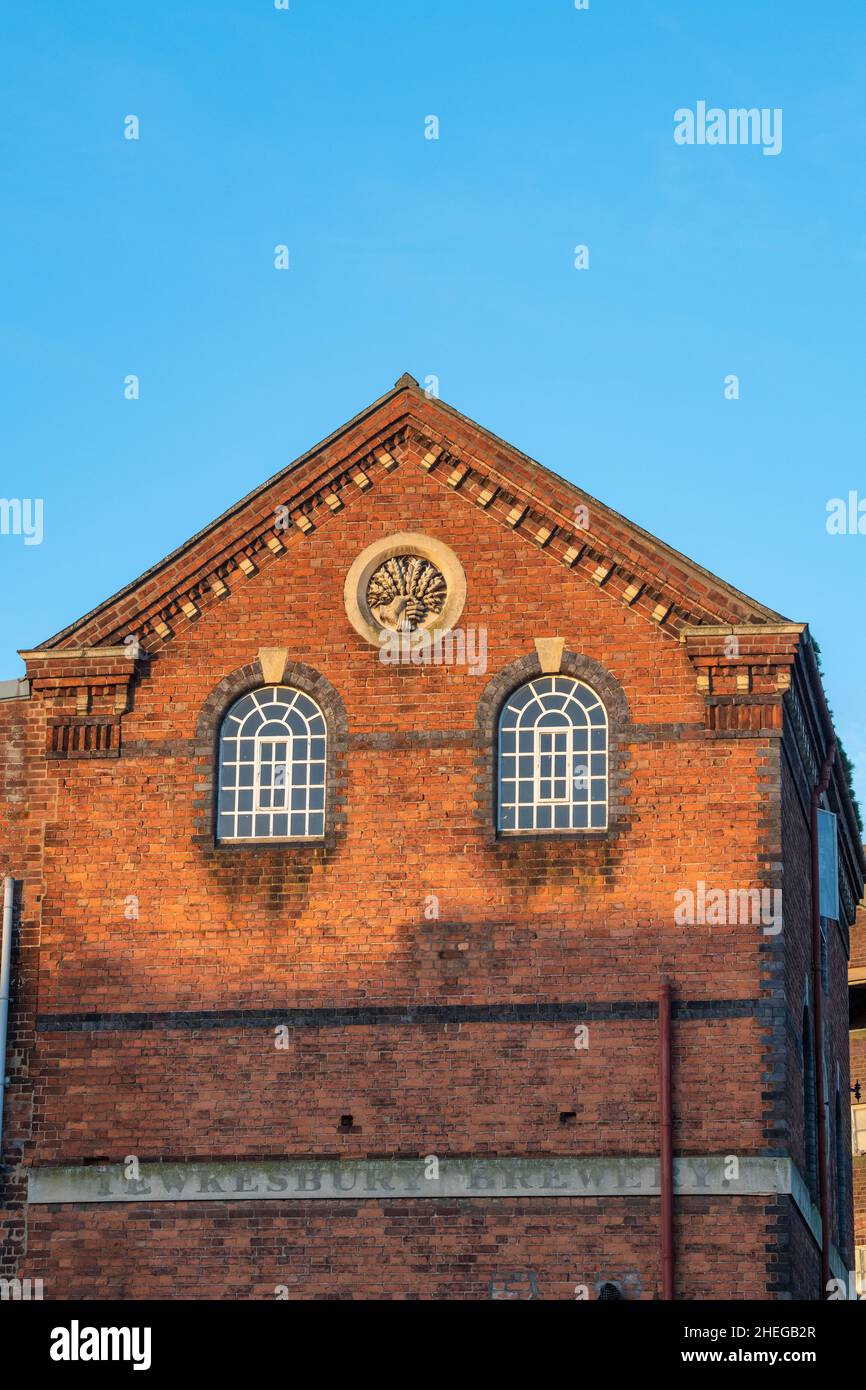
[{"xmin": 0, "ymin": 376, "xmax": 863, "ymax": 1301}]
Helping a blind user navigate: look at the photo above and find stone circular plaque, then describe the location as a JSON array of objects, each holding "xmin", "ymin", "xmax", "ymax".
[{"xmin": 344, "ymin": 533, "xmax": 467, "ymax": 647}]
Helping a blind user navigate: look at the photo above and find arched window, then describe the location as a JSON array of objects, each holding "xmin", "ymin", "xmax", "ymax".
[
  {"xmin": 497, "ymin": 676, "xmax": 608, "ymax": 833},
  {"xmin": 217, "ymin": 687, "xmax": 327, "ymax": 842},
  {"xmin": 802, "ymin": 1006, "xmax": 818, "ymax": 1202}
]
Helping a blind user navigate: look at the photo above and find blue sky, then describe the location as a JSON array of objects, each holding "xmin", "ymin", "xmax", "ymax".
[{"xmin": 1, "ymin": 0, "xmax": 864, "ymax": 810}]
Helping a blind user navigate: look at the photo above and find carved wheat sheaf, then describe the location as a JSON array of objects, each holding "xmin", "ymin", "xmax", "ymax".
[{"xmin": 367, "ymin": 555, "xmax": 448, "ymax": 632}]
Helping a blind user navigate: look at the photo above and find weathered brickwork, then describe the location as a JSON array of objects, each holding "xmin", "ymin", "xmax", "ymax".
[
  {"xmin": 29, "ymin": 1017, "xmax": 766, "ymax": 1162},
  {"xmin": 779, "ymin": 752, "xmax": 856, "ymax": 1297},
  {"xmin": 852, "ymin": 1030, "xmax": 866, "ymax": 1265},
  {"xmin": 1, "ymin": 378, "xmax": 862, "ymax": 1299},
  {"xmin": 851, "ymin": 902, "xmax": 866, "ymax": 1292},
  {"xmin": 22, "ymin": 1198, "xmax": 774, "ymax": 1302}
]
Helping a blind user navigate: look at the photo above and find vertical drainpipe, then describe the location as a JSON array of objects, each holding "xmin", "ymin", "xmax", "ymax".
[
  {"xmin": 659, "ymin": 978, "xmax": 675, "ymax": 1300},
  {"xmin": 0, "ymin": 877, "xmax": 14, "ymax": 1158},
  {"xmin": 810, "ymin": 743, "xmax": 836, "ymax": 1298}
]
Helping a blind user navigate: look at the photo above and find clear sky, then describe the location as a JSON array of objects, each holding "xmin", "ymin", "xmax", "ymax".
[{"xmin": 1, "ymin": 1, "xmax": 864, "ymax": 810}]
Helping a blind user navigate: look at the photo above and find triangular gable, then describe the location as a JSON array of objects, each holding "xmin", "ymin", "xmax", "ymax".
[{"xmin": 34, "ymin": 374, "xmax": 785, "ymax": 654}]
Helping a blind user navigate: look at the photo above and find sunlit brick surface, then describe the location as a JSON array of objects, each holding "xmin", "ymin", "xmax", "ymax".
[{"xmin": 1, "ymin": 387, "xmax": 861, "ymax": 1299}]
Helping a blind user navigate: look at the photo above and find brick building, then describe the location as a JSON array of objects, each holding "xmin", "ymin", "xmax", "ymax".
[
  {"xmin": 851, "ymin": 900, "xmax": 866, "ymax": 1295},
  {"xmin": 0, "ymin": 375, "xmax": 863, "ymax": 1300}
]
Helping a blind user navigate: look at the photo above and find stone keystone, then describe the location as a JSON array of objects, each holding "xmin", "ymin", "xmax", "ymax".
[
  {"xmin": 534, "ymin": 637, "xmax": 565, "ymax": 674},
  {"xmin": 257, "ymin": 647, "xmax": 289, "ymax": 684}
]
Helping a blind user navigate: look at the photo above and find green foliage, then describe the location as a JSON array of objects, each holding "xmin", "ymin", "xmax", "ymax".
[{"xmin": 810, "ymin": 639, "xmax": 863, "ymax": 833}]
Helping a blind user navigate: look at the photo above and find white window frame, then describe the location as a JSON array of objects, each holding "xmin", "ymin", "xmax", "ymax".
[
  {"xmin": 852, "ymin": 1104, "xmax": 866, "ymax": 1157},
  {"xmin": 497, "ymin": 676, "xmax": 608, "ymax": 834},
  {"xmin": 534, "ymin": 726, "xmax": 573, "ymax": 807},
  {"xmin": 217, "ymin": 687, "xmax": 327, "ymax": 842},
  {"xmin": 254, "ymin": 737, "xmax": 292, "ymax": 813}
]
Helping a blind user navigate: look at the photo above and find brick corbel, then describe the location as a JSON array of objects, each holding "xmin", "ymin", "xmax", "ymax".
[
  {"xmin": 680, "ymin": 624, "xmax": 805, "ymax": 733},
  {"xmin": 19, "ymin": 646, "xmax": 142, "ymax": 758}
]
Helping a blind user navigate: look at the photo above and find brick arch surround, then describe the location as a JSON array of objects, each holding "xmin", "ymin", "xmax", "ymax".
[
  {"xmin": 192, "ymin": 659, "xmax": 349, "ymax": 848},
  {"xmin": 473, "ymin": 649, "xmax": 632, "ymax": 839}
]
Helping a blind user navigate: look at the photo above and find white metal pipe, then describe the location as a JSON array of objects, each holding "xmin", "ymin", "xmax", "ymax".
[{"xmin": 0, "ymin": 876, "xmax": 14, "ymax": 1157}]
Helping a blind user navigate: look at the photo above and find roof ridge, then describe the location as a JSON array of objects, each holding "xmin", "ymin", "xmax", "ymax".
[{"xmin": 33, "ymin": 377, "xmax": 785, "ymax": 651}]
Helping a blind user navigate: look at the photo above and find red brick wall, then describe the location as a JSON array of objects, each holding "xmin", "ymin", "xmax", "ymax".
[
  {"xmin": 0, "ymin": 443, "xmax": 856, "ymax": 1299},
  {"xmin": 780, "ymin": 750, "xmax": 855, "ymax": 1293},
  {"xmin": 851, "ymin": 902, "xmax": 866, "ymax": 1281},
  {"xmin": 25, "ymin": 470, "xmax": 765, "ymax": 1011},
  {"xmin": 0, "ymin": 692, "xmax": 44, "ymax": 1277},
  {"xmin": 23, "ymin": 1198, "xmax": 775, "ymax": 1302},
  {"xmin": 852, "ymin": 904, "xmax": 866, "ymax": 973},
  {"xmin": 30, "ymin": 1018, "xmax": 766, "ymax": 1163},
  {"xmin": 852, "ymin": 1032, "xmax": 866, "ymax": 1256}
]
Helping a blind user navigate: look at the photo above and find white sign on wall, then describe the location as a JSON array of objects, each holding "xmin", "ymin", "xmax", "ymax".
[{"xmin": 817, "ymin": 808, "xmax": 839, "ymax": 922}]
